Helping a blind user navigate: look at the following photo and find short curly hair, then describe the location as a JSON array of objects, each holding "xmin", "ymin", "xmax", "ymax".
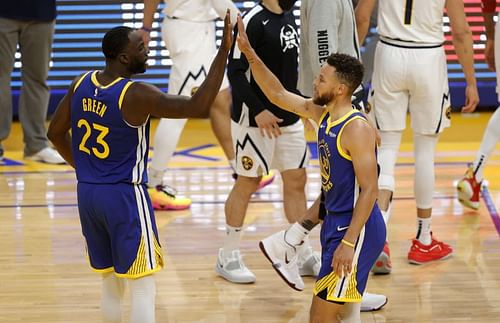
[
  {"xmin": 326, "ymin": 53, "xmax": 364, "ymax": 94},
  {"xmin": 102, "ymin": 26, "xmax": 134, "ymax": 60}
]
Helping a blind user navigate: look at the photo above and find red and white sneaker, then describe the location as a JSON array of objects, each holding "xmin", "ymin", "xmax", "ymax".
[
  {"xmin": 407, "ymin": 234, "xmax": 453, "ymax": 265},
  {"xmin": 456, "ymin": 166, "xmax": 482, "ymax": 210},
  {"xmin": 371, "ymin": 241, "xmax": 392, "ymax": 274}
]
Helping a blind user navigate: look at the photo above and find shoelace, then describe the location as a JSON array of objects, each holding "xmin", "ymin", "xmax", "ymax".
[{"xmin": 157, "ymin": 184, "xmax": 178, "ymax": 198}]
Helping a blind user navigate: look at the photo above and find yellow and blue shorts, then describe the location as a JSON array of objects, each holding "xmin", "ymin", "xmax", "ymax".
[
  {"xmin": 77, "ymin": 182, "xmax": 164, "ymax": 278},
  {"xmin": 314, "ymin": 206, "xmax": 385, "ymax": 303}
]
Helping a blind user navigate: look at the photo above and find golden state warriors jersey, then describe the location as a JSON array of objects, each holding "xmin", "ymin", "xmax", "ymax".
[
  {"xmin": 71, "ymin": 71, "xmax": 149, "ymax": 184},
  {"xmin": 318, "ymin": 109, "xmax": 370, "ymax": 213},
  {"xmin": 377, "ymin": 0, "xmax": 445, "ymax": 44}
]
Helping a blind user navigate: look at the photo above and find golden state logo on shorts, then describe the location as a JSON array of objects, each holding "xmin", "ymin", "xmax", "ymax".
[{"xmin": 241, "ymin": 156, "xmax": 253, "ymax": 170}]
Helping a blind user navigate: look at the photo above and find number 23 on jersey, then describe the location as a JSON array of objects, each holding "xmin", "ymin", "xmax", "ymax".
[{"xmin": 77, "ymin": 119, "xmax": 110, "ymax": 159}]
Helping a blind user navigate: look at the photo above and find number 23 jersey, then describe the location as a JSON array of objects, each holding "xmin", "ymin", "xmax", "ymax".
[{"xmin": 71, "ymin": 71, "xmax": 149, "ymax": 185}]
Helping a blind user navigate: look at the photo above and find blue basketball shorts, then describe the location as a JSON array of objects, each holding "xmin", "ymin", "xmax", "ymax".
[
  {"xmin": 77, "ymin": 182, "xmax": 164, "ymax": 278},
  {"xmin": 313, "ymin": 205, "xmax": 386, "ymax": 302}
]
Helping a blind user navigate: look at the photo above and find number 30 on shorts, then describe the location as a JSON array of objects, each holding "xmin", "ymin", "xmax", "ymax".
[{"xmin": 77, "ymin": 119, "xmax": 110, "ymax": 159}]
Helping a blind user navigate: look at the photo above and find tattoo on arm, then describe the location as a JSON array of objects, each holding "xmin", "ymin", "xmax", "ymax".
[{"xmin": 300, "ymin": 219, "xmax": 318, "ymax": 231}]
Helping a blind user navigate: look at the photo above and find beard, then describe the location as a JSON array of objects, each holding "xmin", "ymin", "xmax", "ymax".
[
  {"xmin": 313, "ymin": 91, "xmax": 334, "ymax": 106},
  {"xmin": 129, "ymin": 58, "xmax": 146, "ymax": 74},
  {"xmin": 278, "ymin": 0, "xmax": 296, "ymax": 11}
]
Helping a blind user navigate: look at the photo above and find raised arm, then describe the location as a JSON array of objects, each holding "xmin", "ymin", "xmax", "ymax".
[
  {"xmin": 332, "ymin": 119, "xmax": 379, "ymax": 277},
  {"xmin": 122, "ymin": 10, "xmax": 233, "ymax": 125},
  {"xmin": 139, "ymin": 0, "xmax": 161, "ymax": 45},
  {"xmin": 236, "ymin": 15, "xmax": 323, "ymax": 123},
  {"xmin": 481, "ymin": 0, "xmax": 496, "ymax": 71},
  {"xmin": 355, "ymin": 0, "xmax": 377, "ymax": 45},
  {"xmin": 446, "ymin": 0, "xmax": 479, "ymax": 113}
]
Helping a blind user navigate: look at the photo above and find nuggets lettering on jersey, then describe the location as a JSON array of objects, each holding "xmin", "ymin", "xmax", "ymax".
[{"xmin": 317, "ymin": 30, "xmax": 329, "ymax": 64}]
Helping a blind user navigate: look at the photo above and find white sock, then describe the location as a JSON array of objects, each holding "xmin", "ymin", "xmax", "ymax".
[
  {"xmin": 416, "ymin": 217, "xmax": 432, "ymax": 245},
  {"xmin": 223, "ymin": 224, "xmax": 242, "ymax": 257},
  {"xmin": 285, "ymin": 222, "xmax": 310, "ymax": 247},
  {"xmin": 101, "ymin": 273, "xmax": 124, "ymax": 323},
  {"xmin": 148, "ymin": 168, "xmax": 165, "ymax": 188},
  {"xmin": 129, "ymin": 275, "xmax": 156, "ymax": 323},
  {"xmin": 472, "ymin": 107, "xmax": 500, "ymax": 182},
  {"xmin": 229, "ymin": 159, "xmax": 236, "ymax": 173}
]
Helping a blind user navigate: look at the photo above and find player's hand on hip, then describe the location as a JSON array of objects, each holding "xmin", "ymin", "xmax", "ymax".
[
  {"xmin": 255, "ymin": 110, "xmax": 283, "ymax": 139},
  {"xmin": 221, "ymin": 9, "xmax": 234, "ymax": 52},
  {"xmin": 332, "ymin": 244, "xmax": 354, "ymax": 278},
  {"xmin": 462, "ymin": 84, "xmax": 479, "ymax": 113}
]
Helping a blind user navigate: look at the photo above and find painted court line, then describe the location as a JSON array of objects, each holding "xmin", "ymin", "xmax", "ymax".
[{"xmin": 482, "ymin": 186, "xmax": 500, "ymax": 237}]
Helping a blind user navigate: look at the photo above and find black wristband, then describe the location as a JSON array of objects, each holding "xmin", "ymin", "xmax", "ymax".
[{"xmin": 141, "ymin": 26, "xmax": 152, "ymax": 32}]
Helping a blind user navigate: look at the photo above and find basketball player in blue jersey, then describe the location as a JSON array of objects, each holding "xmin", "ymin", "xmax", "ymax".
[
  {"xmin": 47, "ymin": 12, "xmax": 233, "ymax": 323},
  {"xmin": 236, "ymin": 16, "xmax": 385, "ymax": 322}
]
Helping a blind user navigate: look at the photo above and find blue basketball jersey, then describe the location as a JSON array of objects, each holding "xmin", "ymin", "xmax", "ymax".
[
  {"xmin": 71, "ymin": 71, "xmax": 149, "ymax": 184},
  {"xmin": 317, "ymin": 108, "xmax": 370, "ymax": 213}
]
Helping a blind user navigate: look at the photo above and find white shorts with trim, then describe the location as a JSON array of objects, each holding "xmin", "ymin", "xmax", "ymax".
[
  {"xmin": 231, "ymin": 120, "xmax": 309, "ymax": 177},
  {"xmin": 369, "ymin": 41, "xmax": 451, "ymax": 135},
  {"xmin": 162, "ymin": 17, "xmax": 229, "ymax": 96}
]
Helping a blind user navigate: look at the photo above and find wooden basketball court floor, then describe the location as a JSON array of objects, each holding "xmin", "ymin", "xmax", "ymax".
[{"xmin": 1, "ymin": 112, "xmax": 500, "ymax": 323}]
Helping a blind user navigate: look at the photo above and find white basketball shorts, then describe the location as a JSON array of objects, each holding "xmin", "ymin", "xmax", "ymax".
[
  {"xmin": 231, "ymin": 120, "xmax": 309, "ymax": 177},
  {"xmin": 162, "ymin": 17, "xmax": 229, "ymax": 96},
  {"xmin": 369, "ymin": 40, "xmax": 451, "ymax": 135}
]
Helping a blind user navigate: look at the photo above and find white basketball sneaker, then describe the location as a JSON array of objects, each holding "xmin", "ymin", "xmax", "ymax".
[
  {"xmin": 25, "ymin": 147, "xmax": 65, "ymax": 164},
  {"xmin": 361, "ymin": 293, "xmax": 388, "ymax": 312},
  {"xmin": 259, "ymin": 230, "xmax": 304, "ymax": 291},
  {"xmin": 215, "ymin": 248, "xmax": 256, "ymax": 284},
  {"xmin": 297, "ymin": 244, "xmax": 321, "ymax": 277}
]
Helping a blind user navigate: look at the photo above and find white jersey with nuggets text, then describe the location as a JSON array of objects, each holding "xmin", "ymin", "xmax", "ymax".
[{"xmin": 377, "ymin": 0, "xmax": 446, "ymax": 44}]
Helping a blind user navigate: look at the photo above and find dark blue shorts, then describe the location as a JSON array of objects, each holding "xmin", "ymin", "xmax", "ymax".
[
  {"xmin": 77, "ymin": 182, "xmax": 163, "ymax": 278},
  {"xmin": 313, "ymin": 204, "xmax": 385, "ymax": 302}
]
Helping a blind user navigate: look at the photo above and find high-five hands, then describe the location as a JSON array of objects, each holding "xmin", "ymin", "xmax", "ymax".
[{"xmin": 220, "ymin": 9, "xmax": 234, "ymax": 53}]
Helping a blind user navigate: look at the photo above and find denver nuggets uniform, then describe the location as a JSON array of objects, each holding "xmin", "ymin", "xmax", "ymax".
[
  {"xmin": 162, "ymin": 0, "xmax": 230, "ymax": 97},
  {"xmin": 298, "ymin": 0, "xmax": 365, "ymax": 112},
  {"xmin": 370, "ymin": 0, "xmax": 451, "ymax": 134},
  {"xmin": 72, "ymin": 71, "xmax": 163, "ymax": 278},
  {"xmin": 228, "ymin": 4, "xmax": 308, "ymax": 177},
  {"xmin": 313, "ymin": 109, "xmax": 385, "ymax": 303}
]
